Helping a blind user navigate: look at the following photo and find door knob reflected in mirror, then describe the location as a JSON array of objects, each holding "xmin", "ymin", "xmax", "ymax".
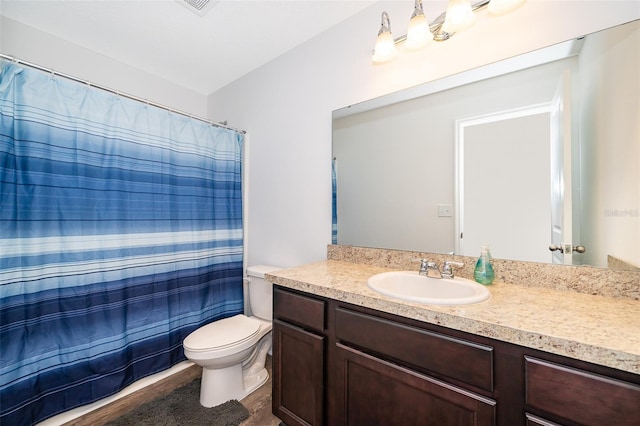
[{"xmin": 549, "ymin": 244, "xmax": 586, "ymax": 253}]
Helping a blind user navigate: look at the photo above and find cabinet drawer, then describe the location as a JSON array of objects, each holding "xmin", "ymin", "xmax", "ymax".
[
  {"xmin": 335, "ymin": 307, "xmax": 494, "ymax": 392},
  {"xmin": 525, "ymin": 356, "xmax": 640, "ymax": 426},
  {"xmin": 274, "ymin": 287, "xmax": 325, "ymax": 333}
]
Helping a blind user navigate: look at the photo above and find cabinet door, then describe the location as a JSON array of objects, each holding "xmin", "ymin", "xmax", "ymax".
[
  {"xmin": 272, "ymin": 319, "xmax": 324, "ymax": 426},
  {"xmin": 333, "ymin": 343, "xmax": 496, "ymax": 426}
]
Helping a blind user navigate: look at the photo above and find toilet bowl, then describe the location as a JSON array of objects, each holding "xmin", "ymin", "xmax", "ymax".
[{"xmin": 183, "ymin": 265, "xmax": 279, "ymax": 408}]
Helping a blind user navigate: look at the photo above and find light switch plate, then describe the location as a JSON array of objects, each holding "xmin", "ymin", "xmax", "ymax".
[{"xmin": 438, "ymin": 204, "xmax": 453, "ymax": 217}]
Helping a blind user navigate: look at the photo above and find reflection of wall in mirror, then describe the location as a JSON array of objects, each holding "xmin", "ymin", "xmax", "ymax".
[
  {"xmin": 333, "ymin": 21, "xmax": 639, "ymax": 269},
  {"xmin": 579, "ymin": 21, "xmax": 639, "ymax": 269},
  {"xmin": 333, "ymin": 58, "xmax": 575, "ymax": 255}
]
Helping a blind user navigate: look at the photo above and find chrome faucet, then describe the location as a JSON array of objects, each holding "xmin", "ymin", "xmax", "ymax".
[
  {"xmin": 417, "ymin": 259, "xmax": 443, "ymax": 279},
  {"xmin": 442, "ymin": 261, "xmax": 464, "ymax": 279},
  {"xmin": 416, "ymin": 259, "xmax": 465, "ymax": 279}
]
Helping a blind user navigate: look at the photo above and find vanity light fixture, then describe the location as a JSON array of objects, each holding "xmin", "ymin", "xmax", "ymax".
[{"xmin": 373, "ymin": 0, "xmax": 526, "ymax": 64}]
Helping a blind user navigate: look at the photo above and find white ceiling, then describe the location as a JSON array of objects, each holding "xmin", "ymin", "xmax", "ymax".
[{"xmin": 1, "ymin": 0, "xmax": 377, "ymax": 95}]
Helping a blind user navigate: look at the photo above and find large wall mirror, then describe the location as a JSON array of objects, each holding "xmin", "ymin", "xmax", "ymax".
[{"xmin": 332, "ymin": 19, "xmax": 639, "ymax": 270}]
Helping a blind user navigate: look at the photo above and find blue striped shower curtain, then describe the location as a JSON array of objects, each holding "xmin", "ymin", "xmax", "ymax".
[{"xmin": 0, "ymin": 60, "xmax": 245, "ymax": 425}]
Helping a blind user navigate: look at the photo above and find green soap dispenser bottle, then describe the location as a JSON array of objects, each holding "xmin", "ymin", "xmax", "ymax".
[{"xmin": 474, "ymin": 244, "xmax": 495, "ymax": 285}]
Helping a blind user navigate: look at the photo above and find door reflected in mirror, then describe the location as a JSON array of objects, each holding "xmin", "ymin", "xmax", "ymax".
[
  {"xmin": 457, "ymin": 109, "xmax": 553, "ymax": 263},
  {"xmin": 332, "ymin": 19, "xmax": 639, "ymax": 270}
]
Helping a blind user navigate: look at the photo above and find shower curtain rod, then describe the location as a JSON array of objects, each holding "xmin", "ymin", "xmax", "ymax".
[{"xmin": 0, "ymin": 53, "xmax": 246, "ymax": 134}]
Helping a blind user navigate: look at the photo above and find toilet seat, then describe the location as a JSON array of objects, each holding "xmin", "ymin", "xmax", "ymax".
[{"xmin": 184, "ymin": 314, "xmax": 261, "ymax": 353}]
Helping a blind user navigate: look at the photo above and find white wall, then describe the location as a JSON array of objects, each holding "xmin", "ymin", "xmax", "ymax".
[
  {"xmin": 208, "ymin": 1, "xmax": 639, "ymax": 268},
  {"xmin": 1, "ymin": 16, "xmax": 208, "ymax": 117}
]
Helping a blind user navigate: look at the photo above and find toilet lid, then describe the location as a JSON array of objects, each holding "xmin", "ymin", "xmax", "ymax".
[{"xmin": 184, "ymin": 315, "xmax": 261, "ymax": 351}]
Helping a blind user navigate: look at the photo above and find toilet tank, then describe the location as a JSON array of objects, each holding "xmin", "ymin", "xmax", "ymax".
[{"xmin": 246, "ymin": 265, "xmax": 280, "ymax": 320}]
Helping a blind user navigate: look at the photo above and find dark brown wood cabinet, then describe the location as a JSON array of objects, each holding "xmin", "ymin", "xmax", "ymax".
[
  {"xmin": 334, "ymin": 307, "xmax": 495, "ymax": 392},
  {"xmin": 272, "ymin": 288, "xmax": 326, "ymax": 426},
  {"xmin": 524, "ymin": 356, "xmax": 640, "ymax": 426},
  {"xmin": 272, "ymin": 285, "xmax": 640, "ymax": 426},
  {"xmin": 272, "ymin": 319, "xmax": 324, "ymax": 426},
  {"xmin": 333, "ymin": 343, "xmax": 496, "ymax": 425}
]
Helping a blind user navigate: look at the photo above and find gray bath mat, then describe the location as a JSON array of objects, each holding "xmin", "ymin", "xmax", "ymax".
[{"xmin": 107, "ymin": 378, "xmax": 250, "ymax": 426}]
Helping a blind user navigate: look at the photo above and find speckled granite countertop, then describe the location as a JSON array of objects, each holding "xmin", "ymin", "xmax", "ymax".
[{"xmin": 266, "ymin": 260, "xmax": 640, "ymax": 375}]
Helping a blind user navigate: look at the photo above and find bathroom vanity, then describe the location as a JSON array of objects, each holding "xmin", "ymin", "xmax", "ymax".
[{"xmin": 268, "ymin": 249, "xmax": 640, "ymax": 426}]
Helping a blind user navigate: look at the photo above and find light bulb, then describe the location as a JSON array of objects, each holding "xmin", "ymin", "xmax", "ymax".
[
  {"xmin": 372, "ymin": 12, "xmax": 397, "ymax": 64},
  {"xmin": 442, "ymin": 0, "xmax": 476, "ymax": 34},
  {"xmin": 406, "ymin": 11, "xmax": 432, "ymax": 50},
  {"xmin": 373, "ymin": 31, "xmax": 397, "ymax": 63}
]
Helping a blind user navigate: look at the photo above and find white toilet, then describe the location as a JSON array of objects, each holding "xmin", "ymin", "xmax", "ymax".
[{"xmin": 183, "ymin": 265, "xmax": 279, "ymax": 408}]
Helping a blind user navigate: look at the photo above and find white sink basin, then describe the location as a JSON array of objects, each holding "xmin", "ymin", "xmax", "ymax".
[{"xmin": 367, "ymin": 271, "xmax": 490, "ymax": 305}]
